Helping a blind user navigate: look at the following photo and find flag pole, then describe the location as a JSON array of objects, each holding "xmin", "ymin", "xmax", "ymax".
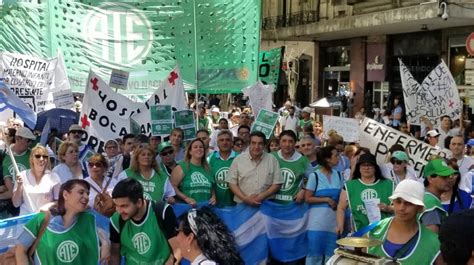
[{"xmin": 193, "ymin": 0, "xmax": 199, "ymax": 130}]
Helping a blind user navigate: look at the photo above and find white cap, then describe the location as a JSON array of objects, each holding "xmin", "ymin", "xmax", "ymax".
[
  {"xmin": 211, "ymin": 107, "xmax": 220, "ymax": 113},
  {"xmin": 389, "ymin": 179, "xmax": 425, "ymax": 207},
  {"xmin": 302, "ymin": 107, "xmax": 312, "ymax": 113},
  {"xmin": 15, "ymin": 127, "xmax": 36, "ymax": 140}
]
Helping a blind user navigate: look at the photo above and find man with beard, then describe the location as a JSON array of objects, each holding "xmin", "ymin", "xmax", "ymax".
[{"xmin": 110, "ymin": 179, "xmax": 179, "ymax": 265}]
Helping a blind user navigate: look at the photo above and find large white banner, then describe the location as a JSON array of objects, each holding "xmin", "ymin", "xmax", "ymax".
[
  {"xmin": 399, "ymin": 59, "xmax": 461, "ymax": 126},
  {"xmin": 323, "ymin": 115, "xmax": 359, "ymax": 143},
  {"xmin": 80, "ymin": 67, "xmax": 187, "ymax": 151},
  {"xmin": 242, "ymin": 81, "xmax": 273, "ymax": 117},
  {"xmin": 0, "ymin": 52, "xmax": 69, "ymax": 112},
  {"xmin": 359, "ymin": 118, "xmax": 451, "ymax": 175}
]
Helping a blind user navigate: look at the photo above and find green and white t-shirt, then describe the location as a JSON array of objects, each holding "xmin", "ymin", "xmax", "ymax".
[
  {"xmin": 123, "ymin": 168, "xmax": 171, "ymax": 201},
  {"xmin": 272, "ymin": 150, "xmax": 309, "ymax": 204},
  {"xmin": 178, "ymin": 161, "xmax": 214, "ymax": 203},
  {"xmin": 2, "ymin": 148, "xmax": 31, "ymax": 180},
  {"xmin": 24, "ymin": 211, "xmax": 99, "ymax": 264},
  {"xmin": 208, "ymin": 150, "xmax": 237, "ymax": 207}
]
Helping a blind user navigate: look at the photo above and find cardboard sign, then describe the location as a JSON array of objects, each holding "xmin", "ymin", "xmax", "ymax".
[
  {"xmin": 150, "ymin": 105, "xmax": 173, "ymax": 136},
  {"xmin": 53, "ymin": 89, "xmax": 75, "ymax": 109},
  {"xmin": 109, "ymin": 69, "xmax": 129, "ymax": 90},
  {"xmin": 323, "ymin": 115, "xmax": 360, "ymax": 143},
  {"xmin": 174, "ymin": 110, "xmax": 196, "ymax": 141},
  {"xmin": 359, "ymin": 118, "xmax": 451, "ymax": 175}
]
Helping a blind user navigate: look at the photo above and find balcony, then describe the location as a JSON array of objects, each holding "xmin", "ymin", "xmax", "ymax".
[{"xmin": 262, "ymin": 10, "xmax": 319, "ymax": 30}]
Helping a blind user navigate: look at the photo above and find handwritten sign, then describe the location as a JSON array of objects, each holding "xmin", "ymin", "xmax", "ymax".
[
  {"xmin": 399, "ymin": 59, "xmax": 461, "ymax": 126},
  {"xmin": 323, "ymin": 115, "xmax": 359, "ymax": 143}
]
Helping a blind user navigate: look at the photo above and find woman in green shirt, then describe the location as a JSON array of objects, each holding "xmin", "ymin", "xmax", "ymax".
[
  {"xmin": 16, "ymin": 179, "xmax": 109, "ymax": 264},
  {"xmin": 171, "ymin": 138, "xmax": 216, "ymax": 207}
]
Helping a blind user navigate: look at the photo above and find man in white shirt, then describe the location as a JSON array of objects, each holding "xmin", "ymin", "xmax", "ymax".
[
  {"xmin": 425, "ymin": 129, "xmax": 441, "ymax": 150},
  {"xmin": 437, "ymin": 116, "xmax": 457, "ymax": 149},
  {"xmin": 280, "ymin": 106, "xmax": 298, "ymax": 134},
  {"xmin": 449, "ymin": 135, "xmax": 473, "ymax": 193}
]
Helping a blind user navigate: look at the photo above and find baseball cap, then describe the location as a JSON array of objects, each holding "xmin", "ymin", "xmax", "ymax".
[
  {"xmin": 69, "ymin": 124, "xmax": 85, "ymax": 133},
  {"xmin": 357, "ymin": 153, "xmax": 377, "ymax": 166},
  {"xmin": 426, "ymin": 129, "xmax": 441, "ymax": 138},
  {"xmin": 389, "ymin": 179, "xmax": 424, "ymax": 207},
  {"xmin": 391, "ymin": 151, "xmax": 409, "ymax": 162},
  {"xmin": 423, "ymin": 159, "xmax": 457, "ymax": 178},
  {"xmin": 15, "ymin": 127, "xmax": 36, "ymax": 140},
  {"xmin": 302, "ymin": 107, "xmax": 312, "ymax": 113},
  {"xmin": 158, "ymin": 141, "xmax": 173, "ymax": 153},
  {"xmin": 211, "ymin": 107, "xmax": 220, "ymax": 113}
]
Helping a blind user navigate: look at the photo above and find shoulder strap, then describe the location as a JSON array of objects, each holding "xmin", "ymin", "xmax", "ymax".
[
  {"xmin": 312, "ymin": 171, "xmax": 319, "ymax": 192},
  {"xmin": 152, "ymin": 200, "xmax": 166, "ymax": 231},
  {"xmin": 393, "ymin": 231, "xmax": 419, "ymax": 260},
  {"xmin": 27, "ymin": 211, "xmax": 51, "ymax": 258},
  {"xmin": 102, "ymin": 176, "xmax": 114, "ymax": 193}
]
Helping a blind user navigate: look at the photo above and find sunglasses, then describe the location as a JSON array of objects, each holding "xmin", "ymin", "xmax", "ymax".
[
  {"xmin": 70, "ymin": 130, "xmax": 83, "ymax": 135},
  {"xmin": 390, "ymin": 159, "xmax": 405, "ymax": 165},
  {"xmin": 34, "ymin": 154, "xmax": 49, "ymax": 159},
  {"xmin": 160, "ymin": 150, "xmax": 174, "ymax": 156},
  {"xmin": 234, "ymin": 143, "xmax": 243, "ymax": 147},
  {"xmin": 88, "ymin": 162, "xmax": 103, "ymax": 168}
]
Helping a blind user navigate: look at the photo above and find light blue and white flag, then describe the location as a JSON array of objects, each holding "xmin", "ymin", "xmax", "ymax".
[
  {"xmin": 260, "ymin": 201, "xmax": 309, "ymax": 262},
  {"xmin": 0, "ymin": 81, "xmax": 37, "ymax": 128}
]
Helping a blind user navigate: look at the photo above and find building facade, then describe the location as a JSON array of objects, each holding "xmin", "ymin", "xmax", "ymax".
[{"xmin": 261, "ymin": 0, "xmax": 474, "ymax": 118}]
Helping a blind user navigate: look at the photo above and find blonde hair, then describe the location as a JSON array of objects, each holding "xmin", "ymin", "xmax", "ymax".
[
  {"xmin": 57, "ymin": 141, "xmax": 79, "ymax": 163},
  {"xmin": 29, "ymin": 144, "xmax": 51, "ymax": 170},
  {"xmin": 129, "ymin": 145, "xmax": 160, "ymax": 173}
]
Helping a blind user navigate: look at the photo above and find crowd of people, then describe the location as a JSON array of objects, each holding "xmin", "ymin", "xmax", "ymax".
[{"xmin": 0, "ymin": 97, "xmax": 473, "ymax": 265}]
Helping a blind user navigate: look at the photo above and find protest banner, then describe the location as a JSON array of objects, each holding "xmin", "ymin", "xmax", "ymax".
[
  {"xmin": 399, "ymin": 59, "xmax": 461, "ymax": 126},
  {"xmin": 359, "ymin": 118, "xmax": 451, "ymax": 174},
  {"xmin": 109, "ymin": 69, "xmax": 129, "ymax": 91},
  {"xmin": 0, "ymin": 52, "xmax": 60, "ymax": 112},
  {"xmin": 322, "ymin": 115, "xmax": 360, "ymax": 143},
  {"xmin": 0, "ymin": 1, "xmax": 261, "ymax": 95},
  {"xmin": 242, "ymin": 81, "xmax": 273, "ymax": 117},
  {"xmin": 251, "ymin": 109, "xmax": 279, "ymax": 139},
  {"xmin": 150, "ymin": 105, "xmax": 173, "ymax": 136},
  {"xmin": 52, "ymin": 89, "xmax": 74, "ymax": 109},
  {"xmin": 258, "ymin": 47, "xmax": 284, "ymax": 89},
  {"xmin": 174, "ymin": 110, "xmax": 196, "ymax": 141}
]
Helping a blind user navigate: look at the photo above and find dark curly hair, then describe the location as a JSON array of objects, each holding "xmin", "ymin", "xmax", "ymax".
[{"xmin": 179, "ymin": 207, "xmax": 244, "ymax": 265}]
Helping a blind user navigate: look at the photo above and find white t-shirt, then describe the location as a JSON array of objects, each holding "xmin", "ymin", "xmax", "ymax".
[
  {"xmin": 13, "ymin": 170, "xmax": 61, "ymax": 216},
  {"xmin": 456, "ymin": 156, "xmax": 474, "ymax": 193},
  {"xmin": 84, "ymin": 176, "xmax": 118, "ymax": 209},
  {"xmin": 281, "ymin": 115, "xmax": 298, "ymax": 134},
  {"xmin": 53, "ymin": 163, "xmax": 84, "ymax": 184}
]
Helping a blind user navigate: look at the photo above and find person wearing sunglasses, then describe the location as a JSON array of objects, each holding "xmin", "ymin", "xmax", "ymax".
[
  {"xmin": 381, "ymin": 151, "xmax": 421, "ymax": 187},
  {"xmin": 84, "ymin": 154, "xmax": 118, "ymax": 213},
  {"xmin": 176, "ymin": 207, "xmax": 243, "ymax": 264},
  {"xmin": 233, "ymin": 137, "xmax": 245, "ymax": 154},
  {"xmin": 12, "ymin": 144, "xmax": 61, "ymax": 215},
  {"xmin": 158, "ymin": 141, "xmax": 177, "ymax": 178},
  {"xmin": 118, "ymin": 145, "xmax": 175, "ymax": 203}
]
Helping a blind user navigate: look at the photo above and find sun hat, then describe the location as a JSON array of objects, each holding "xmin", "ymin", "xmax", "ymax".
[
  {"xmin": 389, "ymin": 179, "xmax": 425, "ymax": 207},
  {"xmin": 15, "ymin": 127, "xmax": 36, "ymax": 140},
  {"xmin": 423, "ymin": 159, "xmax": 457, "ymax": 178},
  {"xmin": 357, "ymin": 153, "xmax": 377, "ymax": 166},
  {"xmin": 391, "ymin": 151, "xmax": 409, "ymax": 162},
  {"xmin": 426, "ymin": 129, "xmax": 441, "ymax": 138}
]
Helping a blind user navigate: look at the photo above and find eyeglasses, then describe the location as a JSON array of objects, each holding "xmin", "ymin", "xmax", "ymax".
[
  {"xmin": 88, "ymin": 162, "xmax": 102, "ymax": 168},
  {"xmin": 234, "ymin": 143, "xmax": 243, "ymax": 147},
  {"xmin": 34, "ymin": 154, "xmax": 48, "ymax": 160},
  {"xmin": 160, "ymin": 150, "xmax": 174, "ymax": 156},
  {"xmin": 70, "ymin": 130, "xmax": 83, "ymax": 135},
  {"xmin": 390, "ymin": 159, "xmax": 405, "ymax": 165},
  {"xmin": 105, "ymin": 145, "xmax": 118, "ymax": 149}
]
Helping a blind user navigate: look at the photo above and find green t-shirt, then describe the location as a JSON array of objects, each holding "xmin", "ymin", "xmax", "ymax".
[
  {"xmin": 208, "ymin": 151, "xmax": 237, "ymax": 207},
  {"xmin": 272, "ymin": 151, "xmax": 309, "ymax": 204},
  {"xmin": 110, "ymin": 202, "xmax": 170, "ymax": 265},
  {"xmin": 24, "ymin": 211, "xmax": 99, "ymax": 264},
  {"xmin": 178, "ymin": 161, "xmax": 214, "ymax": 203},
  {"xmin": 2, "ymin": 148, "xmax": 31, "ymax": 180},
  {"xmin": 345, "ymin": 178, "xmax": 394, "ymax": 231},
  {"xmin": 368, "ymin": 217, "xmax": 440, "ymax": 264},
  {"xmin": 124, "ymin": 168, "xmax": 168, "ymax": 201}
]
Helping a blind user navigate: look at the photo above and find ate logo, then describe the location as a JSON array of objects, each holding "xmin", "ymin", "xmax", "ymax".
[
  {"xmin": 215, "ymin": 167, "xmax": 229, "ymax": 189},
  {"xmin": 280, "ymin": 168, "xmax": 296, "ymax": 192},
  {"xmin": 83, "ymin": 3, "xmax": 153, "ymax": 68},
  {"xmin": 56, "ymin": 240, "xmax": 79, "ymax": 263},
  {"xmin": 361, "ymin": 188, "xmax": 378, "ymax": 202},
  {"xmin": 132, "ymin": 232, "xmax": 151, "ymax": 254}
]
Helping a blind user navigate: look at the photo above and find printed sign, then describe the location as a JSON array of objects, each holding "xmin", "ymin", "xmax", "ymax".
[
  {"xmin": 399, "ymin": 59, "xmax": 461, "ymax": 126},
  {"xmin": 53, "ymin": 89, "xmax": 75, "ymax": 109},
  {"xmin": 258, "ymin": 47, "xmax": 284, "ymax": 89},
  {"xmin": 322, "ymin": 115, "xmax": 360, "ymax": 143},
  {"xmin": 150, "ymin": 105, "xmax": 173, "ymax": 136},
  {"xmin": 359, "ymin": 118, "xmax": 451, "ymax": 175},
  {"xmin": 109, "ymin": 69, "xmax": 130, "ymax": 90},
  {"xmin": 251, "ymin": 109, "xmax": 279, "ymax": 139},
  {"xmin": 174, "ymin": 110, "xmax": 196, "ymax": 141},
  {"xmin": 242, "ymin": 81, "xmax": 273, "ymax": 118}
]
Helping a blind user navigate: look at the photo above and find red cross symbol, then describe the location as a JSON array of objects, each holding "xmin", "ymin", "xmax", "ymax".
[
  {"xmin": 168, "ymin": 71, "xmax": 178, "ymax": 86},
  {"xmin": 80, "ymin": 114, "xmax": 90, "ymax": 129},
  {"xmin": 90, "ymin": 78, "xmax": 99, "ymax": 91},
  {"xmin": 448, "ymin": 100, "xmax": 454, "ymax": 108}
]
